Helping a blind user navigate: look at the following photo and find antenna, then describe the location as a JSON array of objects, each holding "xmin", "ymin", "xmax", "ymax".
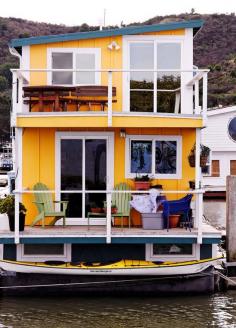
[{"xmin": 103, "ymin": 8, "xmax": 106, "ymax": 28}]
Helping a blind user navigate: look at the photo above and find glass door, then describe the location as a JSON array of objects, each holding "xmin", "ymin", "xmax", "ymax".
[{"xmin": 58, "ymin": 134, "xmax": 113, "ymax": 224}]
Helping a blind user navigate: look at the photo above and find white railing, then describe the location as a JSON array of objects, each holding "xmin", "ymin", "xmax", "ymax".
[
  {"xmin": 11, "ymin": 68, "xmax": 209, "ymax": 127},
  {"xmin": 13, "ymin": 188, "xmax": 205, "ymax": 244}
]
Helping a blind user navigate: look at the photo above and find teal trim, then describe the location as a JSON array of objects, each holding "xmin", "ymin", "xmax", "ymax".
[
  {"xmin": 202, "ymin": 238, "xmax": 221, "ymax": 244},
  {"xmin": 111, "ymin": 237, "xmax": 197, "ymax": 244},
  {"xmin": 0, "ymin": 235, "xmax": 220, "ymax": 245},
  {"xmin": 10, "ymin": 20, "xmax": 203, "ymax": 48},
  {"xmin": 20, "ymin": 237, "xmax": 107, "ymax": 244},
  {"xmin": 0, "ymin": 238, "xmax": 15, "ymax": 244}
]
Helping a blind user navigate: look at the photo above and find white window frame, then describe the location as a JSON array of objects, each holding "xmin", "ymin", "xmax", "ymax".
[
  {"xmin": 122, "ymin": 35, "xmax": 184, "ymax": 113},
  {"xmin": 125, "ymin": 134, "xmax": 182, "ymax": 179},
  {"xmin": 17, "ymin": 244, "xmax": 71, "ymax": 262},
  {"xmin": 47, "ymin": 48, "xmax": 101, "ymax": 85},
  {"xmin": 145, "ymin": 243, "xmax": 200, "ymax": 262}
]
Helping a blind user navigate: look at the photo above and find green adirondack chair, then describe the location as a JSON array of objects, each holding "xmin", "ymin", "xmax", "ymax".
[
  {"xmin": 112, "ymin": 183, "xmax": 131, "ymax": 228},
  {"xmin": 31, "ymin": 182, "xmax": 68, "ymax": 227}
]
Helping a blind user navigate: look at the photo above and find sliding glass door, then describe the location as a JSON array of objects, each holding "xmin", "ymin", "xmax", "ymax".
[{"xmin": 57, "ymin": 132, "xmax": 114, "ymax": 223}]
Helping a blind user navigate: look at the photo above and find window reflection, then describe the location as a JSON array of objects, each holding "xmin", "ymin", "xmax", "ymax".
[
  {"xmin": 155, "ymin": 140, "xmax": 177, "ymax": 174},
  {"xmin": 131, "ymin": 140, "xmax": 152, "ymax": 173},
  {"xmin": 130, "ymin": 43, "xmax": 154, "ymax": 112}
]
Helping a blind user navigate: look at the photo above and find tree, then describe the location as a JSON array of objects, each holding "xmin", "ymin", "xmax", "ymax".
[{"xmin": 0, "ymin": 76, "xmax": 8, "ymax": 91}]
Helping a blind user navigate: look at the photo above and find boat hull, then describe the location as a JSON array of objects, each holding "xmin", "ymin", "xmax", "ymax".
[{"xmin": 0, "ymin": 267, "xmax": 215, "ymax": 296}]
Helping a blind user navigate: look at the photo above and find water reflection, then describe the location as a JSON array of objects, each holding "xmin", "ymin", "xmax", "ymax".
[{"xmin": 0, "ymin": 294, "xmax": 236, "ymax": 328}]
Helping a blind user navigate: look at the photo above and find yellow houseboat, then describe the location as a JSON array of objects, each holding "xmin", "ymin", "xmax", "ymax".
[{"xmin": 0, "ymin": 19, "xmax": 222, "ymax": 295}]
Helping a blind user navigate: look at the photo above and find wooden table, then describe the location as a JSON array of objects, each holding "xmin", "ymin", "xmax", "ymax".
[{"xmin": 23, "ymin": 85, "xmax": 77, "ymax": 112}]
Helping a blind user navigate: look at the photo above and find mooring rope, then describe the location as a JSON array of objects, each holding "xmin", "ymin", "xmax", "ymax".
[{"xmin": 217, "ymin": 271, "xmax": 236, "ymax": 286}]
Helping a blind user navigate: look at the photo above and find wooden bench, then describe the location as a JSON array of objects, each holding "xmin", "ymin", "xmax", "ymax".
[{"xmin": 73, "ymin": 85, "xmax": 117, "ymax": 111}]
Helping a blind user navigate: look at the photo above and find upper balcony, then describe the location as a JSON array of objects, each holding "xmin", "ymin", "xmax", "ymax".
[{"xmin": 11, "ymin": 68, "xmax": 208, "ymax": 129}]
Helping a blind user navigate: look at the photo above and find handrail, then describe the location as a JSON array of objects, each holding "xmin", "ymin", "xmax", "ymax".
[
  {"xmin": 13, "ymin": 189, "xmax": 205, "ymax": 194},
  {"xmin": 11, "ymin": 68, "xmax": 209, "ymax": 73}
]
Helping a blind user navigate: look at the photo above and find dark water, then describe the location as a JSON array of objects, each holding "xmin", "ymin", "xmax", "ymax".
[
  {"xmin": 0, "ymin": 200, "xmax": 230, "ymax": 328},
  {"xmin": 0, "ymin": 293, "xmax": 236, "ymax": 328}
]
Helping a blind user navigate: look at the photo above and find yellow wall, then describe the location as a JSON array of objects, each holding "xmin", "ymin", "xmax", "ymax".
[
  {"xmin": 22, "ymin": 126, "xmax": 195, "ymax": 225},
  {"xmin": 29, "ymin": 29, "xmax": 185, "ymax": 113}
]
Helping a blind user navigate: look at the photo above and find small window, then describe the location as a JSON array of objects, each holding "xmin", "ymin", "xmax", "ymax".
[
  {"xmin": 17, "ymin": 244, "xmax": 71, "ymax": 262},
  {"xmin": 146, "ymin": 243, "xmax": 196, "ymax": 261},
  {"xmin": 50, "ymin": 48, "xmax": 100, "ymax": 85},
  {"xmin": 230, "ymin": 160, "xmax": 236, "ymax": 175},
  {"xmin": 211, "ymin": 160, "xmax": 220, "ymax": 177},
  {"xmin": 228, "ymin": 117, "xmax": 236, "ymax": 142},
  {"xmin": 153, "ymin": 244, "xmax": 193, "ymax": 255}
]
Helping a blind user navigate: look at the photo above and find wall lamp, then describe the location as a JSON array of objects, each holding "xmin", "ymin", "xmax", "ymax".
[
  {"xmin": 107, "ymin": 41, "xmax": 120, "ymax": 51},
  {"xmin": 120, "ymin": 129, "xmax": 126, "ymax": 138}
]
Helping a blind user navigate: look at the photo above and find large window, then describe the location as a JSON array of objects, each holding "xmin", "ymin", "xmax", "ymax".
[
  {"xmin": 49, "ymin": 48, "xmax": 100, "ymax": 85},
  {"xmin": 128, "ymin": 40, "xmax": 182, "ymax": 113},
  {"xmin": 126, "ymin": 135, "xmax": 182, "ymax": 179}
]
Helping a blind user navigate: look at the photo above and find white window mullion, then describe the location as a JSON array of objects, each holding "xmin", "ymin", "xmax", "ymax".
[
  {"xmin": 152, "ymin": 140, "xmax": 156, "ymax": 176},
  {"xmin": 82, "ymin": 137, "xmax": 86, "ymax": 219},
  {"xmin": 73, "ymin": 51, "xmax": 76, "ymax": 85},
  {"xmin": 153, "ymin": 41, "xmax": 157, "ymax": 113}
]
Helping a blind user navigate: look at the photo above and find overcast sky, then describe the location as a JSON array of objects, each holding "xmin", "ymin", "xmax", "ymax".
[{"xmin": 1, "ymin": 0, "xmax": 236, "ymax": 26}]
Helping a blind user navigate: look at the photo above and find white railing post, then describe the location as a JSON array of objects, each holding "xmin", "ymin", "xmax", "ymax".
[
  {"xmin": 14, "ymin": 127, "xmax": 22, "ymax": 244},
  {"xmin": 14, "ymin": 193, "xmax": 20, "ymax": 244},
  {"xmin": 16, "ymin": 72, "xmax": 23, "ymax": 114},
  {"xmin": 106, "ymin": 192, "xmax": 112, "ymax": 243},
  {"xmin": 11, "ymin": 71, "xmax": 17, "ymax": 127},
  {"xmin": 195, "ymin": 128, "xmax": 203, "ymax": 243},
  {"xmin": 194, "ymin": 80, "xmax": 200, "ymax": 114},
  {"xmin": 202, "ymin": 73, "xmax": 208, "ymax": 126},
  {"xmin": 107, "ymin": 71, "xmax": 112, "ymax": 127}
]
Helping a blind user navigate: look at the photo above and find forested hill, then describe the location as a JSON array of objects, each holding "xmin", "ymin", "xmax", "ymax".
[{"xmin": 0, "ymin": 13, "xmax": 236, "ymax": 135}]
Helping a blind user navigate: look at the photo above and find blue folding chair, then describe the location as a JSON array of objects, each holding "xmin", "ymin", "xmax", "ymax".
[{"xmin": 162, "ymin": 194, "xmax": 193, "ymax": 231}]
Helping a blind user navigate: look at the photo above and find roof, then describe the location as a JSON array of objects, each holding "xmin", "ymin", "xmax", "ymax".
[
  {"xmin": 10, "ymin": 19, "xmax": 203, "ymax": 48},
  {"xmin": 207, "ymin": 106, "xmax": 236, "ymax": 117}
]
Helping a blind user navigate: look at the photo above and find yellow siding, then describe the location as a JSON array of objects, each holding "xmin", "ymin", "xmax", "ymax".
[
  {"xmin": 16, "ymin": 116, "xmax": 203, "ymax": 128},
  {"xmin": 142, "ymin": 29, "xmax": 185, "ymax": 36},
  {"xmin": 22, "ymin": 127, "xmax": 195, "ymax": 225}
]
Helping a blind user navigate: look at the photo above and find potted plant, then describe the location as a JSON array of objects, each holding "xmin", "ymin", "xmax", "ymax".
[
  {"xmin": 189, "ymin": 180, "xmax": 195, "ymax": 189},
  {"xmin": 0, "ymin": 195, "xmax": 27, "ymax": 231},
  {"xmin": 103, "ymin": 204, "xmax": 118, "ymax": 214},
  {"xmin": 188, "ymin": 144, "xmax": 210, "ymax": 168},
  {"xmin": 90, "ymin": 202, "xmax": 103, "ymax": 213},
  {"xmin": 134, "ymin": 174, "xmax": 152, "ymax": 190}
]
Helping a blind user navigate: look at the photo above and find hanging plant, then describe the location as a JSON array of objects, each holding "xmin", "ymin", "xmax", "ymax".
[{"xmin": 188, "ymin": 144, "xmax": 210, "ymax": 168}]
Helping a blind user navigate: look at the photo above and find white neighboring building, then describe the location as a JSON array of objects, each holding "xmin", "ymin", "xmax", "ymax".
[{"xmin": 202, "ymin": 106, "xmax": 236, "ymax": 192}]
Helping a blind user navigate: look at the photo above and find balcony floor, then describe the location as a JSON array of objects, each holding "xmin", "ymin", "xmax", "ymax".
[{"xmin": 0, "ymin": 223, "xmax": 221, "ymax": 238}]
